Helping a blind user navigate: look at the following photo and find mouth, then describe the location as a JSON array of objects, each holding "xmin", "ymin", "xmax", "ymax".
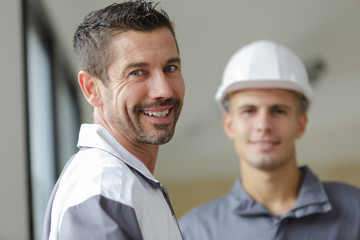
[
  {"xmin": 142, "ymin": 109, "xmax": 170, "ymax": 118},
  {"xmin": 250, "ymin": 140, "xmax": 280, "ymax": 150},
  {"xmin": 253, "ymin": 141, "xmax": 279, "ymax": 146},
  {"xmin": 135, "ymin": 98, "xmax": 180, "ymax": 123}
]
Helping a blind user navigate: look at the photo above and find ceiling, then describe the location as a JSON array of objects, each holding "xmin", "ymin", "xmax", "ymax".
[{"xmin": 41, "ymin": 0, "xmax": 360, "ymax": 182}]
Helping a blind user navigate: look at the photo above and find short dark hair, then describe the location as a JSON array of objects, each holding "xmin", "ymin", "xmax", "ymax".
[
  {"xmin": 299, "ymin": 95, "xmax": 309, "ymax": 114},
  {"xmin": 73, "ymin": 0, "xmax": 177, "ymax": 82}
]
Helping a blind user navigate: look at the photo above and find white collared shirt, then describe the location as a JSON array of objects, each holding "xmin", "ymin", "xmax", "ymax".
[{"xmin": 42, "ymin": 124, "xmax": 182, "ymax": 240}]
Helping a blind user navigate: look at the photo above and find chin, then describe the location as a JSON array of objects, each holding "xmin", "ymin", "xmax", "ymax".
[
  {"xmin": 245, "ymin": 156, "xmax": 286, "ymax": 170},
  {"xmin": 139, "ymin": 130, "xmax": 174, "ymax": 145}
]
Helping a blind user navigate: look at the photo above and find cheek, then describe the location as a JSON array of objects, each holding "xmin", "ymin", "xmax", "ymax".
[
  {"xmin": 117, "ymin": 82, "xmax": 146, "ymax": 107},
  {"xmin": 280, "ymin": 122, "xmax": 300, "ymax": 140},
  {"xmin": 172, "ymin": 78, "xmax": 185, "ymax": 98},
  {"xmin": 232, "ymin": 120, "xmax": 250, "ymax": 140}
]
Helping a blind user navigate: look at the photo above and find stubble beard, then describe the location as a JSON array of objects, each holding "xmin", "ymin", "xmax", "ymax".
[
  {"xmin": 136, "ymin": 122, "xmax": 175, "ymax": 144},
  {"xmin": 244, "ymin": 149, "xmax": 295, "ymax": 172},
  {"xmin": 115, "ymin": 98, "xmax": 182, "ymax": 145}
]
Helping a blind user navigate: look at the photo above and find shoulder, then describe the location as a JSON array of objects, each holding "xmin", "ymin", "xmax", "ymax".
[
  {"xmin": 323, "ymin": 181, "xmax": 360, "ymax": 209},
  {"xmin": 55, "ymin": 148, "xmax": 138, "ymax": 211},
  {"xmin": 323, "ymin": 181, "xmax": 360, "ymax": 197},
  {"xmin": 48, "ymin": 149, "xmax": 144, "ymax": 239},
  {"xmin": 179, "ymin": 195, "xmax": 230, "ymax": 238},
  {"xmin": 181, "ymin": 195, "xmax": 229, "ymax": 220},
  {"xmin": 179, "ymin": 179, "xmax": 242, "ymax": 233},
  {"xmin": 62, "ymin": 148, "xmax": 131, "ymax": 186}
]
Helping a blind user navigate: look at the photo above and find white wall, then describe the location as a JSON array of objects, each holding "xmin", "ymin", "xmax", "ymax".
[{"xmin": 0, "ymin": 0, "xmax": 30, "ymax": 239}]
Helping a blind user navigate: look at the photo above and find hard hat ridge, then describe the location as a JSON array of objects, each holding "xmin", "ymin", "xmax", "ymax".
[{"xmin": 215, "ymin": 40, "xmax": 313, "ymax": 113}]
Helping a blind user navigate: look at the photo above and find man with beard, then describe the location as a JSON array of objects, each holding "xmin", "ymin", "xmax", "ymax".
[
  {"xmin": 179, "ymin": 40, "xmax": 360, "ymax": 239},
  {"xmin": 42, "ymin": 1, "xmax": 184, "ymax": 239}
]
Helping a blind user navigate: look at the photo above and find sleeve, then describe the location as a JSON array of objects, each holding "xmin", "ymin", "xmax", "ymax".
[{"xmin": 58, "ymin": 195, "xmax": 143, "ymax": 240}]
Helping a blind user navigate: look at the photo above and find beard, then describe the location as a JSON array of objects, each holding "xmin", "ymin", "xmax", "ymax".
[
  {"xmin": 241, "ymin": 147, "xmax": 296, "ymax": 172},
  {"xmin": 135, "ymin": 122, "xmax": 175, "ymax": 144},
  {"xmin": 110, "ymin": 98, "xmax": 182, "ymax": 145}
]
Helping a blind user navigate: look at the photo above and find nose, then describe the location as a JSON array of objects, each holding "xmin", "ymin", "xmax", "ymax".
[
  {"xmin": 256, "ymin": 111, "xmax": 272, "ymax": 133},
  {"xmin": 148, "ymin": 72, "xmax": 173, "ymax": 99}
]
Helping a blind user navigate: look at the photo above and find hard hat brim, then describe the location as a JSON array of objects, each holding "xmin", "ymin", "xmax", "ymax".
[{"xmin": 215, "ymin": 79, "xmax": 313, "ymax": 114}]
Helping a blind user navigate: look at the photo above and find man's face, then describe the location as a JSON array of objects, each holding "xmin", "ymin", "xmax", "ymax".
[
  {"xmin": 99, "ymin": 27, "xmax": 184, "ymax": 145},
  {"xmin": 223, "ymin": 89, "xmax": 307, "ymax": 171}
]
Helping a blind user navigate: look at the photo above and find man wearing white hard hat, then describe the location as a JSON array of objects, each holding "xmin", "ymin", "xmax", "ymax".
[{"xmin": 179, "ymin": 40, "xmax": 360, "ymax": 239}]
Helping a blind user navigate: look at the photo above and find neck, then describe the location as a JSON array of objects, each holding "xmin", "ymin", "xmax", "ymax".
[
  {"xmin": 241, "ymin": 160, "xmax": 302, "ymax": 216},
  {"xmin": 116, "ymin": 135, "xmax": 158, "ymax": 174},
  {"xmin": 93, "ymin": 113, "xmax": 158, "ymax": 174}
]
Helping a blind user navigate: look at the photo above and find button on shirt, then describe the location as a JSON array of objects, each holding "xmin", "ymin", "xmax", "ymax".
[
  {"xmin": 42, "ymin": 124, "xmax": 183, "ymax": 240},
  {"xmin": 179, "ymin": 167, "xmax": 360, "ymax": 240}
]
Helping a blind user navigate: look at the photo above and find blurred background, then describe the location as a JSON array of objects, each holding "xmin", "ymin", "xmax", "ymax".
[{"xmin": 1, "ymin": 0, "xmax": 359, "ymax": 239}]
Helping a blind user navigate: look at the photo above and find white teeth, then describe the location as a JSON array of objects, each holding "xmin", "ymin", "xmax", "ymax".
[
  {"xmin": 255, "ymin": 142, "xmax": 276, "ymax": 146},
  {"xmin": 143, "ymin": 109, "xmax": 169, "ymax": 118}
]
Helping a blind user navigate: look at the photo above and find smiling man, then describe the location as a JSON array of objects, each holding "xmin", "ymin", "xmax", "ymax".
[
  {"xmin": 179, "ymin": 40, "xmax": 360, "ymax": 240},
  {"xmin": 42, "ymin": 1, "xmax": 184, "ymax": 240}
]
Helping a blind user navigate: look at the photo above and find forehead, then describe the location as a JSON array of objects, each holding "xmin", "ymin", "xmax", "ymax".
[
  {"xmin": 110, "ymin": 28, "xmax": 178, "ymax": 65},
  {"xmin": 230, "ymin": 88, "xmax": 299, "ymax": 107}
]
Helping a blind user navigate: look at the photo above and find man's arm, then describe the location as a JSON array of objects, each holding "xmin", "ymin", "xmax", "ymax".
[{"xmin": 59, "ymin": 195, "xmax": 143, "ymax": 240}]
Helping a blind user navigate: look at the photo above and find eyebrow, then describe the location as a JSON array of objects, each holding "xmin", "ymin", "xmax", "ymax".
[
  {"xmin": 132, "ymin": 57, "xmax": 181, "ymax": 68},
  {"xmin": 125, "ymin": 62, "xmax": 149, "ymax": 71},
  {"xmin": 271, "ymin": 104, "xmax": 292, "ymax": 110},
  {"xmin": 167, "ymin": 57, "xmax": 181, "ymax": 65},
  {"xmin": 237, "ymin": 104, "xmax": 292, "ymax": 111},
  {"xmin": 124, "ymin": 57, "xmax": 181, "ymax": 72}
]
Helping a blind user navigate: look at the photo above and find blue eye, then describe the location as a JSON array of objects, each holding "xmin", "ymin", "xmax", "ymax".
[
  {"xmin": 130, "ymin": 70, "xmax": 143, "ymax": 76},
  {"xmin": 164, "ymin": 65, "xmax": 176, "ymax": 73}
]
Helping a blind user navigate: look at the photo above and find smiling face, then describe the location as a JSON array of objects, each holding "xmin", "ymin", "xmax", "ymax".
[
  {"xmin": 95, "ymin": 27, "xmax": 184, "ymax": 145},
  {"xmin": 223, "ymin": 89, "xmax": 307, "ymax": 171}
]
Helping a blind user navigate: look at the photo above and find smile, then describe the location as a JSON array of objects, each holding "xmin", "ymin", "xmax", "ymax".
[
  {"xmin": 254, "ymin": 141, "xmax": 279, "ymax": 146},
  {"xmin": 142, "ymin": 109, "xmax": 170, "ymax": 118},
  {"xmin": 250, "ymin": 140, "xmax": 280, "ymax": 151}
]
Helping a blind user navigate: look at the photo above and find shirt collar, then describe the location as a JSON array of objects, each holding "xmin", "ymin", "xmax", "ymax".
[
  {"xmin": 77, "ymin": 124, "xmax": 159, "ymax": 185},
  {"xmin": 230, "ymin": 166, "xmax": 332, "ymax": 217},
  {"xmin": 290, "ymin": 166, "xmax": 332, "ymax": 217}
]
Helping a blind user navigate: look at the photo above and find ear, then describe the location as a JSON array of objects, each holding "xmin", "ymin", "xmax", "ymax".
[
  {"xmin": 296, "ymin": 114, "xmax": 308, "ymax": 138},
  {"xmin": 222, "ymin": 112, "xmax": 235, "ymax": 140},
  {"xmin": 78, "ymin": 70, "xmax": 103, "ymax": 107}
]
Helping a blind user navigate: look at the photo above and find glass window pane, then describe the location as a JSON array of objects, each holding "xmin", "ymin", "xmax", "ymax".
[{"xmin": 27, "ymin": 23, "xmax": 56, "ymax": 240}]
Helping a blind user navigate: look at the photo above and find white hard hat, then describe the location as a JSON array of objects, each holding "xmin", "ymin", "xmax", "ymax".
[{"xmin": 215, "ymin": 40, "xmax": 313, "ymax": 113}]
